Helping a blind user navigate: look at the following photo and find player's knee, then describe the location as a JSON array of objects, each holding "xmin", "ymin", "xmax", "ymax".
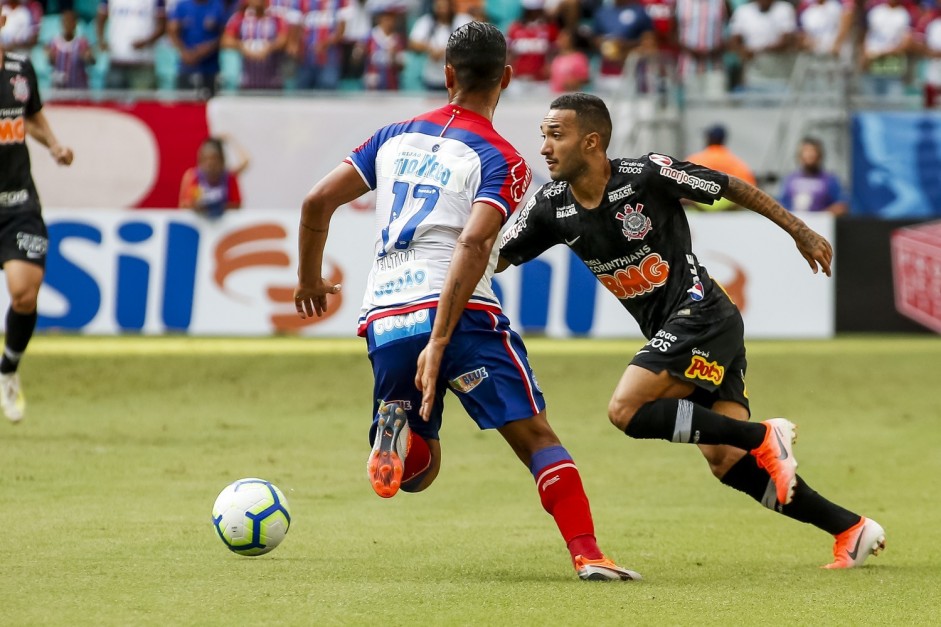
[
  {"xmin": 607, "ymin": 397, "xmax": 639, "ymax": 431},
  {"xmin": 9, "ymin": 287, "xmax": 38, "ymax": 313}
]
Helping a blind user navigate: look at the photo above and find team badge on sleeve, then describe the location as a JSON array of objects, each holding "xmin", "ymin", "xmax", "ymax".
[
  {"xmin": 11, "ymin": 76, "xmax": 30, "ymax": 103},
  {"xmin": 615, "ymin": 203, "xmax": 652, "ymax": 240}
]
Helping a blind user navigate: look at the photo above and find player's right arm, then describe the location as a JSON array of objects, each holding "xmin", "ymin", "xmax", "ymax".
[
  {"xmin": 294, "ymin": 163, "xmax": 369, "ymax": 318},
  {"xmin": 724, "ymin": 175, "xmax": 833, "ymax": 276},
  {"xmin": 496, "ymin": 190, "xmax": 560, "ymax": 272}
]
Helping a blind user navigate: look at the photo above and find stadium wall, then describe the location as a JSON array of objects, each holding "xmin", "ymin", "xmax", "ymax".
[{"xmin": 7, "ymin": 210, "xmax": 835, "ymax": 338}]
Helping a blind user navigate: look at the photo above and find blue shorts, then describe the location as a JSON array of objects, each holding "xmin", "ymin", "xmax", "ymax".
[{"xmin": 365, "ymin": 307, "xmax": 545, "ymax": 441}]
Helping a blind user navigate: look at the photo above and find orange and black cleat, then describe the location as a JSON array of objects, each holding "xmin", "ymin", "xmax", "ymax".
[
  {"xmin": 750, "ymin": 418, "xmax": 798, "ymax": 505},
  {"xmin": 366, "ymin": 402, "xmax": 409, "ymax": 498}
]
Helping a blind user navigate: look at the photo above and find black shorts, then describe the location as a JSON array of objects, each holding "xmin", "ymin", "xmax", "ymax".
[
  {"xmin": 0, "ymin": 210, "xmax": 48, "ymax": 269},
  {"xmin": 631, "ymin": 310, "xmax": 750, "ymax": 415}
]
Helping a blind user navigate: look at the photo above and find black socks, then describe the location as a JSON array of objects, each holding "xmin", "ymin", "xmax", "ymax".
[
  {"xmin": 0, "ymin": 308, "xmax": 37, "ymax": 374},
  {"xmin": 625, "ymin": 398, "xmax": 767, "ymax": 451}
]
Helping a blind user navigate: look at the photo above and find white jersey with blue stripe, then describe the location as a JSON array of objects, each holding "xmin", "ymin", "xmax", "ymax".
[{"xmin": 345, "ymin": 104, "xmax": 532, "ymax": 334}]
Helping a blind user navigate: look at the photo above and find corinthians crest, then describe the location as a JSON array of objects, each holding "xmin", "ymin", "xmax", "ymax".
[
  {"xmin": 10, "ymin": 76, "xmax": 29, "ymax": 103},
  {"xmin": 615, "ymin": 203, "xmax": 651, "ymax": 240}
]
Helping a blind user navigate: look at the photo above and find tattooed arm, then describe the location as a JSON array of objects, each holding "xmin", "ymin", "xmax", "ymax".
[
  {"xmin": 416, "ymin": 203, "xmax": 504, "ymax": 421},
  {"xmin": 724, "ymin": 175, "xmax": 833, "ymax": 276}
]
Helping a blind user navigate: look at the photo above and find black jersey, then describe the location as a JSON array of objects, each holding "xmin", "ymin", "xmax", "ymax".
[
  {"xmin": 0, "ymin": 52, "xmax": 43, "ymax": 213},
  {"xmin": 500, "ymin": 153, "xmax": 739, "ymax": 339}
]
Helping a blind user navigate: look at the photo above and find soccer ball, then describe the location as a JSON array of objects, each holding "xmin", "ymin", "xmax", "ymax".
[{"xmin": 211, "ymin": 478, "xmax": 291, "ymax": 556}]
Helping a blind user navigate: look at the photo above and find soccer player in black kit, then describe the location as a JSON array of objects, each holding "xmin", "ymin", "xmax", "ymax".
[
  {"xmin": 0, "ymin": 12, "xmax": 74, "ymax": 423},
  {"xmin": 498, "ymin": 93, "xmax": 885, "ymax": 570}
]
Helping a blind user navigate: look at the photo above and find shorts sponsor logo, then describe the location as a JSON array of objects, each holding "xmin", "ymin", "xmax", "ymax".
[
  {"xmin": 648, "ymin": 154, "xmax": 673, "ymax": 167},
  {"xmin": 449, "ymin": 367, "xmax": 489, "ymax": 393},
  {"xmin": 10, "ymin": 76, "xmax": 30, "ymax": 103},
  {"xmin": 615, "ymin": 203, "xmax": 652, "ymax": 240},
  {"xmin": 372, "ymin": 309, "xmax": 431, "ymax": 346},
  {"xmin": 381, "ymin": 399, "xmax": 413, "ymax": 411},
  {"xmin": 0, "ymin": 189, "xmax": 29, "ymax": 206},
  {"xmin": 556, "ymin": 204, "xmax": 576, "ymax": 219},
  {"xmin": 607, "ymin": 184, "xmax": 634, "ymax": 202},
  {"xmin": 17, "ymin": 232, "xmax": 47, "ymax": 259},
  {"xmin": 645, "ymin": 329, "xmax": 677, "ymax": 353},
  {"xmin": 659, "ymin": 166, "xmax": 722, "ymax": 195},
  {"xmin": 685, "ymin": 355, "xmax": 725, "ymax": 385},
  {"xmin": 597, "ymin": 253, "xmax": 669, "ymax": 300}
]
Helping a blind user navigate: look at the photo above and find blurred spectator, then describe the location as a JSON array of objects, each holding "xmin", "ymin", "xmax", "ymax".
[
  {"xmin": 1, "ymin": 0, "xmax": 41, "ymax": 53},
  {"xmin": 798, "ymin": 0, "xmax": 845, "ymax": 55},
  {"xmin": 47, "ymin": 10, "xmax": 94, "ymax": 89},
  {"xmin": 728, "ymin": 0, "xmax": 798, "ymax": 90},
  {"xmin": 296, "ymin": 0, "xmax": 346, "ymax": 90},
  {"xmin": 779, "ymin": 136, "xmax": 848, "ymax": 215},
  {"xmin": 267, "ymin": 0, "xmax": 303, "ymax": 86},
  {"xmin": 338, "ymin": 0, "xmax": 369, "ymax": 81},
  {"xmin": 506, "ymin": 0, "xmax": 558, "ymax": 94},
  {"xmin": 363, "ymin": 7, "xmax": 404, "ymax": 89},
  {"xmin": 168, "ymin": 0, "xmax": 227, "ymax": 96},
  {"xmin": 408, "ymin": 0, "xmax": 471, "ymax": 92},
  {"xmin": 591, "ymin": 0, "xmax": 656, "ymax": 93},
  {"xmin": 861, "ymin": 0, "xmax": 915, "ymax": 97},
  {"xmin": 641, "ymin": 0, "xmax": 677, "ymax": 60},
  {"xmin": 916, "ymin": 0, "xmax": 941, "ymax": 106},
  {"xmin": 685, "ymin": 124, "xmax": 756, "ymax": 210},
  {"xmin": 96, "ymin": 0, "xmax": 167, "ymax": 89},
  {"xmin": 674, "ymin": 0, "xmax": 726, "ymax": 97},
  {"xmin": 221, "ymin": 0, "xmax": 288, "ymax": 90},
  {"xmin": 549, "ymin": 25, "xmax": 591, "ymax": 92},
  {"xmin": 179, "ymin": 136, "xmax": 249, "ymax": 216}
]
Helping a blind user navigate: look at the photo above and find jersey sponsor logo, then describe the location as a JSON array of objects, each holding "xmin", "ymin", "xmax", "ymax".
[
  {"xmin": 392, "ymin": 151, "xmax": 453, "ymax": 186},
  {"xmin": 373, "ymin": 260, "xmax": 429, "ymax": 299},
  {"xmin": 688, "ymin": 280, "xmax": 704, "ymax": 301},
  {"xmin": 607, "ymin": 184, "xmax": 634, "ymax": 202},
  {"xmin": 556, "ymin": 204, "xmax": 576, "ymax": 218},
  {"xmin": 615, "ymin": 203, "xmax": 652, "ymax": 240},
  {"xmin": 618, "ymin": 160, "xmax": 643, "ymax": 174},
  {"xmin": 372, "ymin": 309, "xmax": 431, "ymax": 346},
  {"xmin": 0, "ymin": 189, "xmax": 29, "ymax": 207},
  {"xmin": 501, "ymin": 195, "xmax": 536, "ymax": 244},
  {"xmin": 584, "ymin": 244, "xmax": 651, "ymax": 273},
  {"xmin": 659, "ymin": 166, "xmax": 722, "ymax": 195},
  {"xmin": 648, "ymin": 153, "xmax": 673, "ymax": 167},
  {"xmin": 10, "ymin": 75, "xmax": 30, "ymax": 103},
  {"xmin": 597, "ymin": 252, "xmax": 669, "ymax": 300},
  {"xmin": 542, "ymin": 181, "xmax": 568, "ymax": 198},
  {"xmin": 449, "ymin": 367, "xmax": 489, "ymax": 393},
  {"xmin": 16, "ymin": 232, "xmax": 48, "ymax": 258},
  {"xmin": 685, "ymin": 355, "xmax": 725, "ymax": 385},
  {"xmin": 509, "ymin": 157, "xmax": 531, "ymax": 204},
  {"xmin": 0, "ymin": 116, "xmax": 26, "ymax": 144}
]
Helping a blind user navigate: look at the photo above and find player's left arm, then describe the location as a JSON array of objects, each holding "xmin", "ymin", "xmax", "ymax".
[
  {"xmin": 416, "ymin": 203, "xmax": 504, "ymax": 421},
  {"xmin": 724, "ymin": 175, "xmax": 833, "ymax": 276},
  {"xmin": 295, "ymin": 162, "xmax": 369, "ymax": 318},
  {"xmin": 25, "ymin": 110, "xmax": 73, "ymax": 166}
]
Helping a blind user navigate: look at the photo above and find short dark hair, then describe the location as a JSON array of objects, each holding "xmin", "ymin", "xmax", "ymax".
[
  {"xmin": 446, "ymin": 22, "xmax": 507, "ymax": 93},
  {"xmin": 800, "ymin": 136, "xmax": 824, "ymax": 155},
  {"xmin": 201, "ymin": 137, "xmax": 226, "ymax": 166},
  {"xmin": 548, "ymin": 93, "xmax": 612, "ymax": 150}
]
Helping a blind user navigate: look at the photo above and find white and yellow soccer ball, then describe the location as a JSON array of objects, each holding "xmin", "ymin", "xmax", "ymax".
[{"xmin": 211, "ymin": 478, "xmax": 291, "ymax": 556}]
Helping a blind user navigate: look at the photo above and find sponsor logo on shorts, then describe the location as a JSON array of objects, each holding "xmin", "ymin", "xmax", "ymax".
[
  {"xmin": 372, "ymin": 310, "xmax": 431, "ymax": 347},
  {"xmin": 597, "ymin": 253, "xmax": 669, "ymax": 300},
  {"xmin": 644, "ymin": 329, "xmax": 677, "ymax": 353},
  {"xmin": 449, "ymin": 367, "xmax": 489, "ymax": 393},
  {"xmin": 381, "ymin": 399, "xmax": 413, "ymax": 411},
  {"xmin": 0, "ymin": 189, "xmax": 28, "ymax": 206},
  {"xmin": 17, "ymin": 232, "xmax": 47, "ymax": 259},
  {"xmin": 615, "ymin": 203, "xmax": 652, "ymax": 241},
  {"xmin": 685, "ymin": 355, "xmax": 725, "ymax": 385}
]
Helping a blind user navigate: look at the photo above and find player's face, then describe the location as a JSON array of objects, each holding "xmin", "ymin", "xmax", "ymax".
[
  {"xmin": 799, "ymin": 143, "xmax": 821, "ymax": 170},
  {"xmin": 198, "ymin": 145, "xmax": 225, "ymax": 182},
  {"xmin": 540, "ymin": 109, "xmax": 588, "ymax": 182}
]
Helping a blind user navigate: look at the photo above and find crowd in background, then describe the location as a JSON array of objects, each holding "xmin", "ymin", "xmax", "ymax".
[{"xmin": 3, "ymin": 0, "xmax": 941, "ymax": 103}]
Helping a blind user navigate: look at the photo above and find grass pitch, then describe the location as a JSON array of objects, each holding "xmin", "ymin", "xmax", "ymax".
[{"xmin": 3, "ymin": 335, "xmax": 940, "ymax": 626}]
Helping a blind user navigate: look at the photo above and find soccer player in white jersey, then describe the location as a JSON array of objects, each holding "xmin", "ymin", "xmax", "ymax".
[{"xmin": 294, "ymin": 22, "xmax": 640, "ymax": 581}]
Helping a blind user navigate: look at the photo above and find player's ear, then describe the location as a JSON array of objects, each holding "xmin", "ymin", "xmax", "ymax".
[
  {"xmin": 501, "ymin": 65, "xmax": 512, "ymax": 89},
  {"xmin": 583, "ymin": 131, "xmax": 600, "ymax": 152},
  {"xmin": 444, "ymin": 64, "xmax": 455, "ymax": 89}
]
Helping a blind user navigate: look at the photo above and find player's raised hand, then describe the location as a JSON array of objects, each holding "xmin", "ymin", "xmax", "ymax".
[
  {"xmin": 793, "ymin": 227, "xmax": 833, "ymax": 277},
  {"xmin": 294, "ymin": 279, "xmax": 341, "ymax": 319},
  {"xmin": 415, "ymin": 339, "xmax": 447, "ymax": 422}
]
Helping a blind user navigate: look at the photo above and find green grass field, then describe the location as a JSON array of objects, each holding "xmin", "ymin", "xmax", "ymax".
[{"xmin": 3, "ymin": 336, "xmax": 940, "ymax": 626}]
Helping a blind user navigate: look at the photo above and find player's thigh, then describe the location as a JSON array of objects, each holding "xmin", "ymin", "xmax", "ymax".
[
  {"xmin": 366, "ymin": 311, "xmax": 446, "ymax": 443},
  {"xmin": 444, "ymin": 311, "xmax": 547, "ymax": 445}
]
